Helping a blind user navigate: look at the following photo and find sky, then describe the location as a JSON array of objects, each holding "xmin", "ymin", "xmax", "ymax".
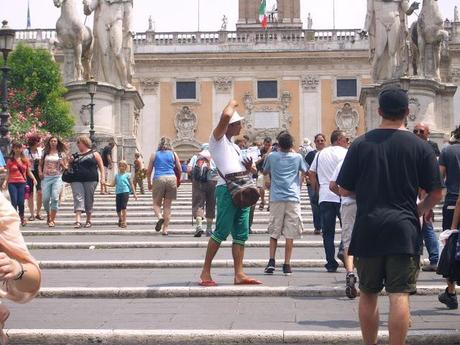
[{"xmin": 0, "ymin": 0, "xmax": 458, "ymax": 33}]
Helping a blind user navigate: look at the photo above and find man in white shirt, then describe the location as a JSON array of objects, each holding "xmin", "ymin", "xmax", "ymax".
[
  {"xmin": 309, "ymin": 130, "xmax": 348, "ymax": 272},
  {"xmin": 199, "ymin": 100, "xmax": 261, "ymax": 287},
  {"xmin": 330, "ymin": 160, "xmax": 357, "ymax": 299}
]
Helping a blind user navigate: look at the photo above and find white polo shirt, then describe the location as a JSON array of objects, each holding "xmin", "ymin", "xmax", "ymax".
[{"xmin": 309, "ymin": 145, "xmax": 347, "ymax": 204}]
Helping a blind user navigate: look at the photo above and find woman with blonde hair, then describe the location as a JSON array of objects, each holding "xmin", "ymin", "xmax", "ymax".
[
  {"xmin": 69, "ymin": 136, "xmax": 105, "ymax": 228},
  {"xmin": 147, "ymin": 136, "xmax": 181, "ymax": 236},
  {"xmin": 0, "ymin": 191, "xmax": 41, "ymax": 344}
]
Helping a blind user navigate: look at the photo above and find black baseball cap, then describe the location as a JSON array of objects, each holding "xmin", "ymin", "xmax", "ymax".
[{"xmin": 378, "ymin": 87, "xmax": 409, "ymax": 116}]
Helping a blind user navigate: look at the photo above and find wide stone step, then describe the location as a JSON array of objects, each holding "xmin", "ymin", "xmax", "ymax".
[
  {"xmin": 36, "ymin": 258, "xmax": 433, "ymax": 269},
  {"xmin": 20, "ymin": 226, "xmax": 446, "ymax": 236},
  {"xmin": 35, "ymin": 285, "xmax": 455, "ymax": 299},
  {"xmin": 6, "ymin": 329, "xmax": 460, "ymax": 345},
  {"xmin": 25, "ymin": 240, "xmax": 337, "ymax": 250},
  {"xmin": 37, "ymin": 267, "xmax": 440, "ymax": 288}
]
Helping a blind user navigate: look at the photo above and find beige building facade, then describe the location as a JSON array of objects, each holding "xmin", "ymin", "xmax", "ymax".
[{"xmin": 14, "ymin": 0, "xmax": 460, "ymax": 160}]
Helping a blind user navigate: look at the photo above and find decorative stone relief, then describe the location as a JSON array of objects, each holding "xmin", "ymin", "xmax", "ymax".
[
  {"xmin": 408, "ymin": 97, "xmax": 421, "ymax": 122},
  {"xmin": 242, "ymin": 91, "xmax": 293, "ymax": 141},
  {"xmin": 336, "ymin": 103, "xmax": 359, "ymax": 139},
  {"xmin": 133, "ymin": 108, "xmax": 141, "ymax": 137},
  {"xmin": 172, "ymin": 106, "xmax": 200, "ymax": 147},
  {"xmin": 449, "ymin": 68, "xmax": 460, "ymax": 83},
  {"xmin": 214, "ymin": 77, "xmax": 232, "ymax": 93},
  {"xmin": 141, "ymin": 78, "xmax": 159, "ymax": 94},
  {"xmin": 301, "ymin": 76, "xmax": 319, "ymax": 92}
]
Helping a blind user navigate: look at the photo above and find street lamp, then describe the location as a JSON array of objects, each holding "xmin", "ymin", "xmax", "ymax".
[
  {"xmin": 0, "ymin": 20, "xmax": 15, "ymax": 156},
  {"xmin": 86, "ymin": 78, "xmax": 98, "ymax": 145}
]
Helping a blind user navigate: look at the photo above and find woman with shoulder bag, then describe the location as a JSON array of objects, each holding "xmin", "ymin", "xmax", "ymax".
[
  {"xmin": 24, "ymin": 135, "xmax": 44, "ymax": 221},
  {"xmin": 146, "ymin": 137, "xmax": 182, "ymax": 236},
  {"xmin": 3, "ymin": 142, "xmax": 37, "ymax": 226},
  {"xmin": 69, "ymin": 136, "xmax": 105, "ymax": 229},
  {"xmin": 39, "ymin": 136, "xmax": 68, "ymax": 228}
]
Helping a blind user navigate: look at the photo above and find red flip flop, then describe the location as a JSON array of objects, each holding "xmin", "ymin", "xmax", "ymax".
[
  {"xmin": 234, "ymin": 278, "xmax": 262, "ymax": 285},
  {"xmin": 199, "ymin": 280, "xmax": 218, "ymax": 287}
]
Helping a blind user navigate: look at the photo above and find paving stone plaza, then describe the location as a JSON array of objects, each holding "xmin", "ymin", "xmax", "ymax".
[{"xmin": 2, "ymin": 184, "xmax": 458, "ymax": 344}]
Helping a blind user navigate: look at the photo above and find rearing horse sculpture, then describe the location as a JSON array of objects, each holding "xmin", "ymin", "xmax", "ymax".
[
  {"xmin": 54, "ymin": 0, "xmax": 93, "ymax": 81},
  {"xmin": 411, "ymin": 0, "xmax": 449, "ymax": 80}
]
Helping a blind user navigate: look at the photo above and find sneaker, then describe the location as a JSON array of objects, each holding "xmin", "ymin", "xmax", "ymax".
[
  {"xmin": 313, "ymin": 228, "xmax": 321, "ymax": 235},
  {"xmin": 264, "ymin": 259, "xmax": 276, "ymax": 275},
  {"xmin": 422, "ymin": 263, "xmax": 438, "ymax": 272},
  {"xmin": 337, "ymin": 250, "xmax": 345, "ymax": 266},
  {"xmin": 194, "ymin": 226, "xmax": 204, "ymax": 238},
  {"xmin": 438, "ymin": 288, "xmax": 458, "ymax": 309},
  {"xmin": 345, "ymin": 273, "xmax": 358, "ymax": 299},
  {"xmin": 282, "ymin": 264, "xmax": 292, "ymax": 276}
]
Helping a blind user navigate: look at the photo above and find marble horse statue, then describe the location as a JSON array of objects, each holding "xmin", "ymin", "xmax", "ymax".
[
  {"xmin": 410, "ymin": 0, "xmax": 449, "ymax": 80},
  {"xmin": 53, "ymin": 0, "xmax": 93, "ymax": 81}
]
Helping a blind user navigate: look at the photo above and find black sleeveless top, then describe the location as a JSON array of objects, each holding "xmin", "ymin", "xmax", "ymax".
[{"xmin": 73, "ymin": 151, "xmax": 99, "ymax": 182}]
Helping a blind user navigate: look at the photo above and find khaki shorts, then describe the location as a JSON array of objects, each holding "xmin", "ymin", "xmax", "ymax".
[
  {"xmin": 256, "ymin": 174, "xmax": 265, "ymax": 189},
  {"xmin": 152, "ymin": 176, "xmax": 177, "ymax": 200},
  {"xmin": 355, "ymin": 255, "xmax": 420, "ymax": 294},
  {"xmin": 341, "ymin": 202, "xmax": 357, "ymax": 249},
  {"xmin": 192, "ymin": 180, "xmax": 216, "ymax": 219},
  {"xmin": 268, "ymin": 201, "xmax": 303, "ymax": 240}
]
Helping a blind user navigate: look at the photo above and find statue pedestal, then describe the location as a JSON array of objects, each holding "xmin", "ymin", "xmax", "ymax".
[
  {"xmin": 360, "ymin": 78, "xmax": 457, "ymax": 144},
  {"xmin": 64, "ymin": 82, "xmax": 144, "ymax": 163}
]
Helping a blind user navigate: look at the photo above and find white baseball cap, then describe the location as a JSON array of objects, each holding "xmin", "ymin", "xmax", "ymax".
[{"xmin": 229, "ymin": 111, "xmax": 244, "ymax": 124}]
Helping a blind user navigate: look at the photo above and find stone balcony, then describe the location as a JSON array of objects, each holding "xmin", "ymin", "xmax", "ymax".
[{"xmin": 13, "ymin": 22, "xmax": 460, "ymax": 55}]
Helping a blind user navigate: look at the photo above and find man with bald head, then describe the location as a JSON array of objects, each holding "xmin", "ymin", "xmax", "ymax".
[
  {"xmin": 413, "ymin": 122, "xmax": 440, "ymax": 271},
  {"xmin": 414, "ymin": 123, "xmax": 440, "ymax": 157}
]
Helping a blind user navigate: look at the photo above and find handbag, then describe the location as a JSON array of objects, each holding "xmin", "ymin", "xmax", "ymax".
[
  {"xmin": 62, "ymin": 151, "xmax": 91, "ymax": 183},
  {"xmin": 218, "ymin": 170, "xmax": 260, "ymax": 209},
  {"xmin": 310, "ymin": 151, "xmax": 320, "ymax": 205},
  {"xmin": 172, "ymin": 152, "xmax": 181, "ymax": 188}
]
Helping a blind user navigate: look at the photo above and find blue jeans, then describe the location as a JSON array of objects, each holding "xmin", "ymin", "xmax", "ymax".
[
  {"xmin": 319, "ymin": 201, "xmax": 341, "ymax": 271},
  {"xmin": 307, "ymin": 185, "xmax": 321, "ymax": 230},
  {"xmin": 42, "ymin": 175, "xmax": 63, "ymax": 212},
  {"xmin": 422, "ymin": 220, "xmax": 439, "ymax": 265},
  {"xmin": 8, "ymin": 182, "xmax": 26, "ymax": 218}
]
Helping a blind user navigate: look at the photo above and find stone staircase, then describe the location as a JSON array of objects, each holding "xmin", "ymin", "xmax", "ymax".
[{"xmin": 5, "ymin": 183, "xmax": 460, "ymax": 345}]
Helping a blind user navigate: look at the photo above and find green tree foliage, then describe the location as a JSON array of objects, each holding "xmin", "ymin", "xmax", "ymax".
[{"xmin": 8, "ymin": 44, "xmax": 74, "ymax": 139}]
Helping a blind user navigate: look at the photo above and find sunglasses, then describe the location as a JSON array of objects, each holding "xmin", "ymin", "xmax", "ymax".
[{"xmin": 413, "ymin": 129, "xmax": 425, "ymax": 134}]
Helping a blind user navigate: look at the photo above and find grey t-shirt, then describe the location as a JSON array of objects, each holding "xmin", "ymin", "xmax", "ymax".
[{"xmin": 439, "ymin": 143, "xmax": 460, "ymax": 201}]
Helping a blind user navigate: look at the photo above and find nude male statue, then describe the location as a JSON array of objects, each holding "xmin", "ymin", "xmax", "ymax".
[
  {"xmin": 83, "ymin": 0, "xmax": 135, "ymax": 89},
  {"xmin": 364, "ymin": 0, "xmax": 419, "ymax": 81}
]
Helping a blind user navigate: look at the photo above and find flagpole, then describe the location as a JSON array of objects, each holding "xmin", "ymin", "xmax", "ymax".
[
  {"xmin": 197, "ymin": 0, "xmax": 200, "ymax": 32},
  {"xmin": 332, "ymin": 0, "xmax": 336, "ymax": 30}
]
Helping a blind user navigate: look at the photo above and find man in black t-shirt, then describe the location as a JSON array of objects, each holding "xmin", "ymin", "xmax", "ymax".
[
  {"xmin": 336, "ymin": 88, "xmax": 442, "ymax": 345},
  {"xmin": 101, "ymin": 142, "xmax": 115, "ymax": 194}
]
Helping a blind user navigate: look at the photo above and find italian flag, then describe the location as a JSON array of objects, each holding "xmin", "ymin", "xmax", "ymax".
[{"xmin": 259, "ymin": 0, "xmax": 268, "ymax": 29}]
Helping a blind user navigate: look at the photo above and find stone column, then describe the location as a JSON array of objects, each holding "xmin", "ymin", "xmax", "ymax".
[
  {"xmin": 213, "ymin": 77, "xmax": 233, "ymax": 128},
  {"xmin": 248, "ymin": 0, "xmax": 257, "ymax": 24},
  {"xmin": 300, "ymin": 76, "xmax": 322, "ymax": 142},
  {"xmin": 293, "ymin": 0, "xmax": 301, "ymax": 24},
  {"xmin": 140, "ymin": 78, "xmax": 160, "ymax": 162},
  {"xmin": 62, "ymin": 48, "xmax": 76, "ymax": 85},
  {"xmin": 282, "ymin": 0, "xmax": 292, "ymax": 24},
  {"xmin": 451, "ymin": 68, "xmax": 460, "ymax": 126},
  {"xmin": 238, "ymin": 0, "xmax": 247, "ymax": 25}
]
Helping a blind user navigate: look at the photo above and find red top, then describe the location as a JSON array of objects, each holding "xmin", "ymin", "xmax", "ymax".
[{"xmin": 6, "ymin": 159, "xmax": 29, "ymax": 184}]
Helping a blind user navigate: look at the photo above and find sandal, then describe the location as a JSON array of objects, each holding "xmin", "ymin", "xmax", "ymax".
[
  {"xmin": 121, "ymin": 222, "xmax": 127, "ymax": 228},
  {"xmin": 48, "ymin": 221, "xmax": 55, "ymax": 228},
  {"xmin": 74, "ymin": 222, "xmax": 82, "ymax": 229},
  {"xmin": 28, "ymin": 215, "xmax": 35, "ymax": 222},
  {"xmin": 155, "ymin": 218, "xmax": 164, "ymax": 232},
  {"xmin": 84, "ymin": 222, "xmax": 92, "ymax": 228},
  {"xmin": 35, "ymin": 214, "xmax": 44, "ymax": 221},
  {"xmin": 259, "ymin": 204, "xmax": 265, "ymax": 210},
  {"xmin": 20, "ymin": 218, "xmax": 27, "ymax": 227}
]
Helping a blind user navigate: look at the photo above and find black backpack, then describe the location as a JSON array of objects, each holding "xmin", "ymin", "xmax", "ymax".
[{"xmin": 191, "ymin": 156, "xmax": 211, "ymax": 183}]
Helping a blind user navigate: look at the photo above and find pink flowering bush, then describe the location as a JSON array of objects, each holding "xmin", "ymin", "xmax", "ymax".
[{"xmin": 8, "ymin": 88, "xmax": 51, "ymax": 143}]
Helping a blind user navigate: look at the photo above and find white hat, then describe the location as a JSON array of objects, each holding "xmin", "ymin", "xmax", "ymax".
[{"xmin": 229, "ymin": 111, "xmax": 244, "ymax": 124}]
